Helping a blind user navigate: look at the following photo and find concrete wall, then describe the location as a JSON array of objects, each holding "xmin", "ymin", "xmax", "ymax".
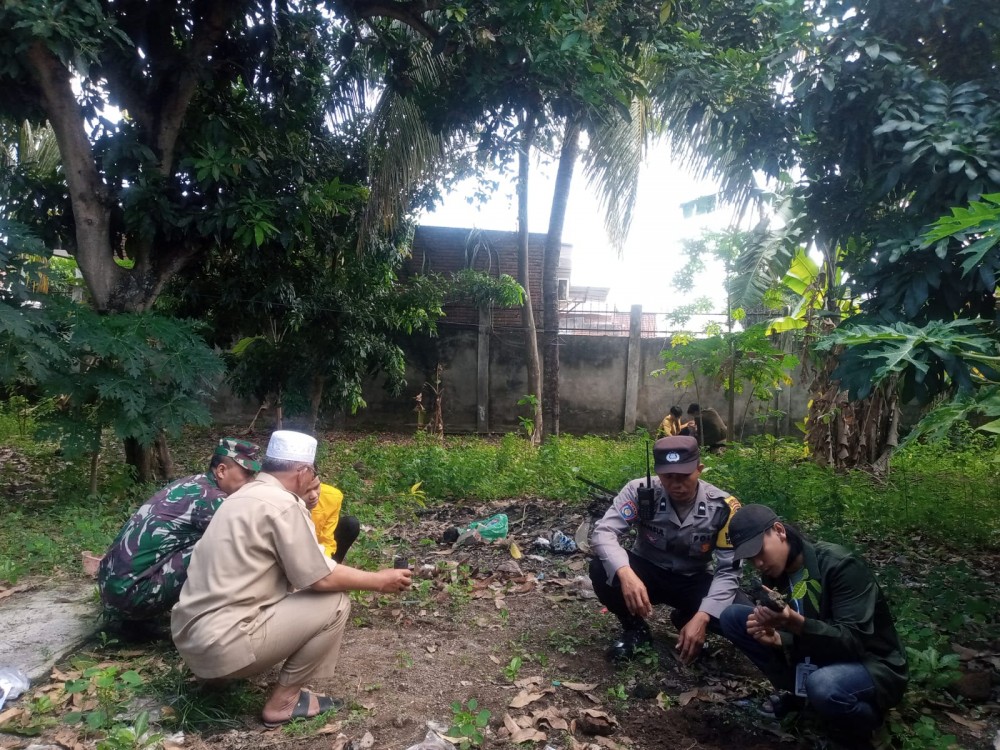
[{"xmin": 210, "ymin": 314, "xmax": 810, "ymax": 437}]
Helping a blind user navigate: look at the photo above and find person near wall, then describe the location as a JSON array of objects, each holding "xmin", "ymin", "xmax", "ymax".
[
  {"xmin": 171, "ymin": 430, "xmax": 412, "ymax": 727},
  {"xmin": 720, "ymin": 504, "xmax": 907, "ymax": 747},
  {"xmin": 686, "ymin": 403, "xmax": 728, "ymax": 449},
  {"xmin": 98, "ymin": 437, "xmax": 262, "ymax": 627},
  {"xmin": 311, "ymin": 483, "xmax": 360, "ymax": 563},
  {"xmin": 588, "ymin": 436, "xmax": 750, "ymax": 664},
  {"xmin": 656, "ymin": 405, "xmax": 690, "ymax": 438}
]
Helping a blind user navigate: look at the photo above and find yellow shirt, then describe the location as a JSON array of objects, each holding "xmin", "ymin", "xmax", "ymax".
[
  {"xmin": 311, "ymin": 483, "xmax": 344, "ymax": 558},
  {"xmin": 657, "ymin": 414, "xmax": 683, "ymax": 437}
]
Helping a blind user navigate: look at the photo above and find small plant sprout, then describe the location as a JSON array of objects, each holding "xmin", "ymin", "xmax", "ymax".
[
  {"xmin": 448, "ymin": 698, "xmax": 490, "ymax": 750},
  {"xmin": 502, "ymin": 656, "xmax": 522, "ymax": 682}
]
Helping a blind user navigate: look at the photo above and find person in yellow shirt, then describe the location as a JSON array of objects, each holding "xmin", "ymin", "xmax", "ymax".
[
  {"xmin": 657, "ymin": 405, "xmax": 689, "ymax": 438},
  {"xmin": 310, "ymin": 483, "xmax": 360, "ymax": 562}
]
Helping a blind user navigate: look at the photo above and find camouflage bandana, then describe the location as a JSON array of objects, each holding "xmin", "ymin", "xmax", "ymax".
[{"xmin": 214, "ymin": 437, "xmax": 262, "ymax": 472}]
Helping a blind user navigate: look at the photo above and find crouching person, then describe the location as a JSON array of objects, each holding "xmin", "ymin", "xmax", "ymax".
[
  {"xmin": 171, "ymin": 430, "xmax": 411, "ymax": 727},
  {"xmin": 720, "ymin": 505, "xmax": 908, "ymax": 747}
]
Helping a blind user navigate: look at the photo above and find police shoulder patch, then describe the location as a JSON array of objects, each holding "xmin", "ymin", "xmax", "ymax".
[
  {"xmin": 619, "ymin": 499, "xmax": 638, "ymax": 522},
  {"xmin": 715, "ymin": 496, "xmax": 741, "ymax": 549}
]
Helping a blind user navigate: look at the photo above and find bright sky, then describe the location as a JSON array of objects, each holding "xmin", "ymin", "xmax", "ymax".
[{"xmin": 419, "ymin": 142, "xmax": 732, "ymax": 316}]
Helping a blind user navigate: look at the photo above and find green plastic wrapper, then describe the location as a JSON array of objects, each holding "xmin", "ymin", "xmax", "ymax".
[{"xmin": 463, "ymin": 513, "xmax": 509, "ymax": 540}]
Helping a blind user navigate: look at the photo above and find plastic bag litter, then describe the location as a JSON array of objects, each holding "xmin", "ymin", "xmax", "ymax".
[
  {"xmin": 549, "ymin": 530, "xmax": 578, "ymax": 554},
  {"xmin": 404, "ymin": 730, "xmax": 457, "ymax": 750},
  {"xmin": 464, "ymin": 513, "xmax": 509, "ymax": 541},
  {"xmin": 0, "ymin": 667, "xmax": 30, "ymax": 711}
]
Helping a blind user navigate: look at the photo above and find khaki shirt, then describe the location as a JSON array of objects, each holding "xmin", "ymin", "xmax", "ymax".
[
  {"xmin": 590, "ymin": 478, "xmax": 741, "ymax": 619},
  {"xmin": 171, "ymin": 473, "xmax": 335, "ymax": 678}
]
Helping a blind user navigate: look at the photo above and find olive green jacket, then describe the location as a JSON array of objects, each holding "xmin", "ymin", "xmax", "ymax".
[{"xmin": 770, "ymin": 541, "xmax": 908, "ymax": 711}]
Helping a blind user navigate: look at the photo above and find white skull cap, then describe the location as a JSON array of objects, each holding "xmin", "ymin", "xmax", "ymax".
[{"xmin": 266, "ymin": 430, "xmax": 318, "ymax": 463}]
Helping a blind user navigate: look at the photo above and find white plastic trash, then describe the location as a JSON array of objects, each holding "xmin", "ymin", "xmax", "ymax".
[{"xmin": 0, "ymin": 667, "xmax": 30, "ymax": 711}]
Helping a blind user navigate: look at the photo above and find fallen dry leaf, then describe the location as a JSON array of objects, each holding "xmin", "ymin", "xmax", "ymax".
[
  {"xmin": 514, "ymin": 675, "xmax": 545, "ymax": 689},
  {"xmin": 0, "ymin": 708, "xmax": 24, "ymax": 726},
  {"xmin": 583, "ymin": 692, "xmax": 602, "ymax": 704},
  {"xmin": 488, "ymin": 655, "xmax": 501, "ymax": 665},
  {"xmin": 561, "ymin": 682, "xmax": 598, "ymax": 692},
  {"xmin": 0, "ymin": 583, "xmax": 34, "ymax": 602},
  {"xmin": 503, "ymin": 713, "xmax": 521, "ymax": 735},
  {"xmin": 594, "ymin": 737, "xmax": 627, "ymax": 750},
  {"xmin": 330, "ymin": 733, "xmax": 350, "ymax": 750},
  {"xmin": 944, "ymin": 711, "xmax": 985, "ymax": 735},
  {"xmin": 531, "ymin": 707, "xmax": 569, "ymax": 731},
  {"xmin": 509, "ymin": 687, "xmax": 554, "ymax": 709},
  {"xmin": 53, "ymin": 728, "xmax": 87, "ymax": 750},
  {"xmin": 510, "ymin": 728, "xmax": 547, "ymax": 744}
]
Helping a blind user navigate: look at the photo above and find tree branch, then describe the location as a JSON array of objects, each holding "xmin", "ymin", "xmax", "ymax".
[
  {"xmin": 22, "ymin": 41, "xmax": 120, "ymax": 310},
  {"xmin": 338, "ymin": 0, "xmax": 442, "ymax": 42}
]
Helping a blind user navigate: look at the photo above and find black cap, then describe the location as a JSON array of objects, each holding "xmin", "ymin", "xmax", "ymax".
[
  {"xmin": 652, "ymin": 436, "xmax": 700, "ymax": 474},
  {"xmin": 729, "ymin": 504, "xmax": 780, "ymax": 560}
]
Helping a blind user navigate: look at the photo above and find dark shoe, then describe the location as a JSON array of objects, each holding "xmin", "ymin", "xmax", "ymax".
[
  {"xmin": 262, "ymin": 690, "xmax": 344, "ymax": 728},
  {"xmin": 760, "ymin": 692, "xmax": 805, "ymax": 720},
  {"xmin": 606, "ymin": 625, "xmax": 653, "ymax": 661}
]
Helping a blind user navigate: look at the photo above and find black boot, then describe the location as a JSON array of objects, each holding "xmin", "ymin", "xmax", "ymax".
[{"xmin": 606, "ymin": 621, "xmax": 653, "ymax": 661}]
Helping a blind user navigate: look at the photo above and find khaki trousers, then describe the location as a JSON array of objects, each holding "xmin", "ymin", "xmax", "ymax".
[{"xmin": 228, "ymin": 589, "xmax": 351, "ymax": 686}]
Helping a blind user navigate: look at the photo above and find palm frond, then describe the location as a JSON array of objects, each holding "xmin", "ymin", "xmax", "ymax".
[
  {"xmin": 360, "ymin": 41, "xmax": 453, "ymax": 248},
  {"xmin": 728, "ymin": 227, "xmax": 796, "ymax": 311},
  {"xmin": 582, "ymin": 96, "xmax": 653, "ymax": 254}
]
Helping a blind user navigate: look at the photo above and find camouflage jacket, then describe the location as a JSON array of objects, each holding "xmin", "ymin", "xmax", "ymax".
[{"xmin": 98, "ymin": 473, "xmax": 227, "ymax": 619}]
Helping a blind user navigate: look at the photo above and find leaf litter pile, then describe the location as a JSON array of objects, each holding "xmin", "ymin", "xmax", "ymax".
[{"xmin": 1, "ymin": 498, "xmax": 998, "ymax": 750}]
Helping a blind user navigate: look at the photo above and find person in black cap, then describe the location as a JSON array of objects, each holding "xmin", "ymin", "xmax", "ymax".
[
  {"xmin": 720, "ymin": 504, "xmax": 907, "ymax": 745},
  {"xmin": 589, "ymin": 436, "xmax": 749, "ymax": 663}
]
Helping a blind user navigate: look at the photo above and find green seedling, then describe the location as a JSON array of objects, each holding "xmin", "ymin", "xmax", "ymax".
[
  {"xmin": 448, "ymin": 698, "xmax": 490, "ymax": 750},
  {"xmin": 502, "ymin": 656, "xmax": 522, "ymax": 682}
]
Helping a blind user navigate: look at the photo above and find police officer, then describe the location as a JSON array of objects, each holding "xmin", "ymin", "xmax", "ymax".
[{"xmin": 589, "ymin": 435, "xmax": 748, "ymax": 663}]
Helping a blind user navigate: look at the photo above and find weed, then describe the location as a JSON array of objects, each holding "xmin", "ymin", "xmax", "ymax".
[
  {"xmin": 64, "ymin": 666, "xmax": 144, "ymax": 732},
  {"xmin": 547, "ymin": 631, "xmax": 582, "ymax": 655},
  {"xmin": 447, "ymin": 698, "xmax": 490, "ymax": 750},
  {"xmin": 396, "ymin": 651, "xmax": 414, "ymax": 669},
  {"xmin": 606, "ymin": 684, "xmax": 627, "ymax": 704},
  {"xmin": 281, "ymin": 708, "xmax": 340, "ymax": 737},
  {"xmin": 502, "ymin": 656, "xmax": 522, "ymax": 682},
  {"xmin": 95, "ymin": 711, "xmax": 162, "ymax": 750}
]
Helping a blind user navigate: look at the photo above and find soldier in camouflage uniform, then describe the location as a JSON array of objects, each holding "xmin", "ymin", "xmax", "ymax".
[
  {"xmin": 589, "ymin": 435, "xmax": 750, "ymax": 664},
  {"xmin": 98, "ymin": 437, "xmax": 262, "ymax": 622}
]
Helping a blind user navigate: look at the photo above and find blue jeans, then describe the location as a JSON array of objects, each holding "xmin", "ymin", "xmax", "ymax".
[{"xmin": 720, "ymin": 605, "xmax": 881, "ymax": 732}]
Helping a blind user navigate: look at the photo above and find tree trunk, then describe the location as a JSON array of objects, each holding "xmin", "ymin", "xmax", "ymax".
[
  {"xmin": 541, "ymin": 117, "xmax": 581, "ymax": 440},
  {"xmin": 517, "ymin": 114, "xmax": 543, "ymax": 446},
  {"xmin": 89, "ymin": 447, "xmax": 100, "ymax": 496},
  {"xmin": 154, "ymin": 431, "xmax": 174, "ymax": 479},
  {"xmin": 307, "ymin": 374, "xmax": 327, "ymax": 434},
  {"xmin": 123, "ymin": 437, "xmax": 155, "ymax": 484}
]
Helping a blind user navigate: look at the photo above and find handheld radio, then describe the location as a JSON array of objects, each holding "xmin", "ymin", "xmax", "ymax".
[{"xmin": 637, "ymin": 441, "xmax": 656, "ymax": 521}]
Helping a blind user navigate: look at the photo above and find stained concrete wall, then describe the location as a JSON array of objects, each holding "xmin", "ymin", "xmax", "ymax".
[{"xmin": 206, "ymin": 321, "xmax": 811, "ymax": 437}]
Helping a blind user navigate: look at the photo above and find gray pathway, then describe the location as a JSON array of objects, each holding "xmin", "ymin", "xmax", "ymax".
[{"xmin": 0, "ymin": 582, "xmax": 100, "ymax": 684}]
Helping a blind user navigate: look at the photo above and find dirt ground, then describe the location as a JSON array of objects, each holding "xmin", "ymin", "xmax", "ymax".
[
  {"xmin": 194, "ymin": 498, "xmax": 794, "ymax": 750},
  {"xmin": 2, "ymin": 498, "xmax": 996, "ymax": 750}
]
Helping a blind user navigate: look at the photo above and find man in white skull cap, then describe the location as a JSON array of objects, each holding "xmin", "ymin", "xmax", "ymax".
[{"xmin": 172, "ymin": 430, "xmax": 412, "ymax": 727}]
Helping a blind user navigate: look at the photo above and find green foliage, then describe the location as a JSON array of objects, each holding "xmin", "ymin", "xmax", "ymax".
[
  {"xmin": 447, "ymin": 698, "xmax": 490, "ymax": 750},
  {"xmin": 95, "ymin": 711, "xmax": 162, "ymax": 750},
  {"xmin": 817, "ymin": 319, "xmax": 1000, "ymax": 404},
  {"xmin": 516, "ymin": 394, "xmax": 539, "ymax": 439},
  {"xmin": 64, "ymin": 666, "xmax": 144, "ymax": 732},
  {"xmin": 0, "ymin": 295, "xmax": 222, "ymax": 459},
  {"xmin": 905, "ymin": 647, "xmax": 961, "ymax": 696},
  {"xmin": 502, "ymin": 656, "xmax": 523, "ymax": 682}
]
